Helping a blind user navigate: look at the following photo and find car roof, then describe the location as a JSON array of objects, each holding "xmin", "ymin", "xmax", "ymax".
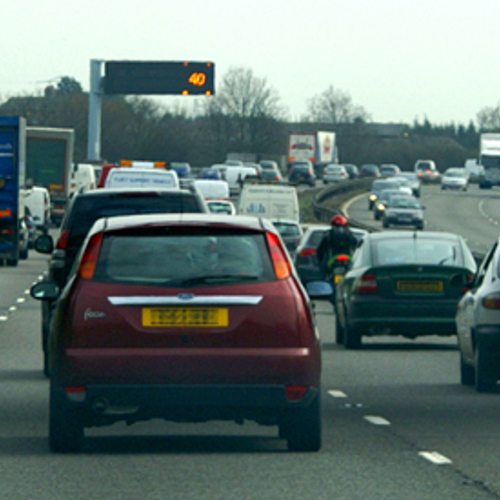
[
  {"xmin": 92, "ymin": 213, "xmax": 276, "ymax": 234},
  {"xmin": 367, "ymin": 231, "xmax": 460, "ymax": 242},
  {"xmin": 72, "ymin": 187, "xmax": 192, "ymax": 198}
]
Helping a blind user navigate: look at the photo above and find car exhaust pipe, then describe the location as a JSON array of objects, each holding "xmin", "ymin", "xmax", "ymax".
[{"xmin": 92, "ymin": 397, "xmax": 109, "ymax": 414}]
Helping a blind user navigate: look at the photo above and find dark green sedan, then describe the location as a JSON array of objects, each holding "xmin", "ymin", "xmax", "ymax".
[{"xmin": 334, "ymin": 231, "xmax": 477, "ymax": 349}]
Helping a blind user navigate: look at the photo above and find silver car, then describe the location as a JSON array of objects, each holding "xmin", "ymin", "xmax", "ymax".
[
  {"xmin": 382, "ymin": 195, "xmax": 425, "ymax": 230},
  {"xmin": 456, "ymin": 238, "xmax": 500, "ymax": 392}
]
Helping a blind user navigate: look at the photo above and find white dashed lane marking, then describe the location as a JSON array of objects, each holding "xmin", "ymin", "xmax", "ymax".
[
  {"xmin": 418, "ymin": 451, "xmax": 453, "ymax": 465},
  {"xmin": 328, "ymin": 390, "xmax": 348, "ymax": 398},
  {"xmin": 364, "ymin": 415, "xmax": 391, "ymax": 426}
]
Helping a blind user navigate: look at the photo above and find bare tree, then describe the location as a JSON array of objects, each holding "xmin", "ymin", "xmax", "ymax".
[
  {"xmin": 477, "ymin": 103, "xmax": 500, "ymax": 131},
  {"xmin": 205, "ymin": 66, "xmax": 288, "ymax": 154},
  {"xmin": 304, "ymin": 85, "xmax": 370, "ymax": 124}
]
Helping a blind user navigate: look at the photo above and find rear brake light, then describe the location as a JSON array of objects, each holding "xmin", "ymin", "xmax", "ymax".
[
  {"xmin": 356, "ymin": 273, "xmax": 379, "ymax": 294},
  {"xmin": 299, "ymin": 248, "xmax": 316, "ymax": 258},
  {"xmin": 56, "ymin": 230, "xmax": 71, "ymax": 249},
  {"xmin": 79, "ymin": 232, "xmax": 103, "ymax": 279},
  {"xmin": 267, "ymin": 232, "xmax": 291, "ymax": 280},
  {"xmin": 482, "ymin": 294, "xmax": 500, "ymax": 309},
  {"xmin": 286, "ymin": 385, "xmax": 308, "ymax": 401}
]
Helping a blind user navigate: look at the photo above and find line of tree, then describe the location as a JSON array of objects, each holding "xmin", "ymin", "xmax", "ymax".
[{"xmin": 0, "ymin": 67, "xmax": 498, "ymax": 170}]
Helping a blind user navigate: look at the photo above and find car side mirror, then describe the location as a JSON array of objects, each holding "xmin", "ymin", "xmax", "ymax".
[
  {"xmin": 30, "ymin": 281, "xmax": 60, "ymax": 301},
  {"xmin": 305, "ymin": 280, "xmax": 334, "ymax": 300},
  {"xmin": 34, "ymin": 234, "xmax": 54, "ymax": 254}
]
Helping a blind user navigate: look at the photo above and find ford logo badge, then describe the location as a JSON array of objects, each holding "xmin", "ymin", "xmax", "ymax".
[{"xmin": 178, "ymin": 293, "xmax": 195, "ymax": 300}]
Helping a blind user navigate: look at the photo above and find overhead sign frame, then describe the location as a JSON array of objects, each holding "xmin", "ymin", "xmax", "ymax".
[{"xmin": 104, "ymin": 61, "xmax": 215, "ymax": 96}]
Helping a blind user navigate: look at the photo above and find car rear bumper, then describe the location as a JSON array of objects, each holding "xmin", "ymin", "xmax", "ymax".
[
  {"xmin": 348, "ymin": 300, "xmax": 458, "ymax": 336},
  {"xmin": 53, "ymin": 384, "xmax": 321, "ymax": 427},
  {"xmin": 54, "ymin": 347, "xmax": 321, "ymax": 386}
]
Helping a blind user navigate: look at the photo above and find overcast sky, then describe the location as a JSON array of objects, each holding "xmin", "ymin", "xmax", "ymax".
[{"xmin": 2, "ymin": 0, "xmax": 499, "ymax": 125}]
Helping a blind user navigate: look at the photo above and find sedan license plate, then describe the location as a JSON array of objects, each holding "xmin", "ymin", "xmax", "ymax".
[
  {"xmin": 397, "ymin": 280, "xmax": 443, "ymax": 293},
  {"xmin": 143, "ymin": 307, "xmax": 229, "ymax": 327}
]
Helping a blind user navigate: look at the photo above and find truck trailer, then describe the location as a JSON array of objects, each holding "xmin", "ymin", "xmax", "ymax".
[
  {"xmin": 478, "ymin": 133, "xmax": 500, "ymax": 189},
  {"xmin": 288, "ymin": 131, "xmax": 337, "ymax": 176},
  {"xmin": 0, "ymin": 116, "xmax": 26, "ymax": 266},
  {"xmin": 26, "ymin": 127, "xmax": 74, "ymax": 225}
]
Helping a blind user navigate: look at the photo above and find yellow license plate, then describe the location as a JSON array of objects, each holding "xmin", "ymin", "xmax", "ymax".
[
  {"xmin": 334, "ymin": 274, "xmax": 344, "ymax": 284},
  {"xmin": 143, "ymin": 307, "xmax": 229, "ymax": 327},
  {"xmin": 397, "ymin": 280, "xmax": 443, "ymax": 293}
]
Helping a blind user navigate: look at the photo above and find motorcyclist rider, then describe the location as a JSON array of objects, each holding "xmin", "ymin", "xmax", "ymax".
[{"xmin": 317, "ymin": 215, "xmax": 358, "ymax": 278}]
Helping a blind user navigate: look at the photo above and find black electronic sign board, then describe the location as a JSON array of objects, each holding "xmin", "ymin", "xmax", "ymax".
[{"xmin": 104, "ymin": 61, "xmax": 215, "ymax": 96}]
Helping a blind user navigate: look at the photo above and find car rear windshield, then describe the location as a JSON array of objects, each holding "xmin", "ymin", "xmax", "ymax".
[
  {"xmin": 93, "ymin": 229, "xmax": 277, "ymax": 286},
  {"xmin": 273, "ymin": 222, "xmax": 301, "ymax": 237},
  {"xmin": 372, "ymin": 238, "xmax": 462, "ymax": 267},
  {"xmin": 66, "ymin": 193, "xmax": 204, "ymax": 241}
]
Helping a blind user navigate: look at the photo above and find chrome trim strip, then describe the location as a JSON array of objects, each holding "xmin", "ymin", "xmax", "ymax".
[{"xmin": 108, "ymin": 296, "xmax": 263, "ymax": 306}]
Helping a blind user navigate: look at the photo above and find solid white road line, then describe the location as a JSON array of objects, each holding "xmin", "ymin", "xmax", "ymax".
[
  {"xmin": 364, "ymin": 415, "xmax": 391, "ymax": 426},
  {"xmin": 418, "ymin": 451, "xmax": 453, "ymax": 465}
]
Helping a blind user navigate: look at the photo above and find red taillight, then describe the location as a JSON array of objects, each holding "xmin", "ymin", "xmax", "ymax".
[
  {"xmin": 336, "ymin": 254, "xmax": 350, "ymax": 263},
  {"xmin": 267, "ymin": 232, "xmax": 291, "ymax": 280},
  {"xmin": 78, "ymin": 232, "xmax": 103, "ymax": 279},
  {"xmin": 356, "ymin": 273, "xmax": 379, "ymax": 294},
  {"xmin": 418, "ymin": 172, "xmax": 423, "ymax": 178},
  {"xmin": 0, "ymin": 228, "xmax": 14, "ymax": 235},
  {"xmin": 286, "ymin": 385, "xmax": 308, "ymax": 401},
  {"xmin": 299, "ymin": 247, "xmax": 316, "ymax": 258},
  {"xmin": 482, "ymin": 294, "xmax": 500, "ymax": 309},
  {"xmin": 56, "ymin": 230, "xmax": 71, "ymax": 249},
  {"xmin": 65, "ymin": 386, "xmax": 86, "ymax": 394}
]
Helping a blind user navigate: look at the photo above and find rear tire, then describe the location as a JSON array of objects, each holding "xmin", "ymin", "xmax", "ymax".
[
  {"xmin": 335, "ymin": 310, "xmax": 345, "ymax": 345},
  {"xmin": 49, "ymin": 388, "xmax": 84, "ymax": 452},
  {"xmin": 344, "ymin": 321, "xmax": 362, "ymax": 349},
  {"xmin": 460, "ymin": 353, "xmax": 475, "ymax": 386},
  {"xmin": 283, "ymin": 393, "xmax": 321, "ymax": 452},
  {"xmin": 475, "ymin": 346, "xmax": 497, "ymax": 393}
]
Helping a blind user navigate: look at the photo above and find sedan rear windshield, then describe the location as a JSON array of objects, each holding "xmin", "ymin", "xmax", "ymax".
[
  {"xmin": 372, "ymin": 238, "xmax": 462, "ymax": 267},
  {"xmin": 94, "ymin": 230, "xmax": 277, "ymax": 286},
  {"xmin": 66, "ymin": 193, "xmax": 204, "ymax": 240}
]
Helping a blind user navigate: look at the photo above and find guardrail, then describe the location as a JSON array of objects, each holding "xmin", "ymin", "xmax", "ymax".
[{"xmin": 311, "ymin": 178, "xmax": 485, "ymax": 264}]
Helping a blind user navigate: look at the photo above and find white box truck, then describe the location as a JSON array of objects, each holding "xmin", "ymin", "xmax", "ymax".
[
  {"xmin": 237, "ymin": 184, "xmax": 300, "ymax": 222},
  {"xmin": 478, "ymin": 133, "xmax": 500, "ymax": 189}
]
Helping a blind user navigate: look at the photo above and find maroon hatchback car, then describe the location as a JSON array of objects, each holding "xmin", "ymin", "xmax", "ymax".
[{"xmin": 31, "ymin": 214, "xmax": 328, "ymax": 453}]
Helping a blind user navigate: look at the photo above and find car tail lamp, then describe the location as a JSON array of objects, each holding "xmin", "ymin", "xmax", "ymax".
[
  {"xmin": 286, "ymin": 385, "xmax": 308, "ymax": 401},
  {"xmin": 267, "ymin": 232, "xmax": 291, "ymax": 280},
  {"xmin": 482, "ymin": 293, "xmax": 500, "ymax": 309},
  {"xmin": 356, "ymin": 273, "xmax": 379, "ymax": 294},
  {"xmin": 56, "ymin": 230, "xmax": 71, "ymax": 249},
  {"xmin": 78, "ymin": 232, "xmax": 103, "ymax": 279},
  {"xmin": 299, "ymin": 247, "xmax": 316, "ymax": 258}
]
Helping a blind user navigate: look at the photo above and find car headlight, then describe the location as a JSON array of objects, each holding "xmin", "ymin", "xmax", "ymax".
[
  {"xmin": 370, "ymin": 194, "xmax": 377, "ymax": 201},
  {"xmin": 376, "ymin": 203, "xmax": 386, "ymax": 211}
]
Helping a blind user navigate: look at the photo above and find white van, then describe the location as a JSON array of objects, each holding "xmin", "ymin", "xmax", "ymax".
[
  {"xmin": 104, "ymin": 167, "xmax": 180, "ymax": 189},
  {"xmin": 225, "ymin": 166, "xmax": 258, "ymax": 195},
  {"xmin": 193, "ymin": 179, "xmax": 230, "ymax": 200},
  {"xmin": 464, "ymin": 158, "xmax": 483, "ymax": 182},
  {"xmin": 70, "ymin": 163, "xmax": 97, "ymax": 195},
  {"xmin": 237, "ymin": 184, "xmax": 300, "ymax": 222},
  {"xmin": 24, "ymin": 186, "xmax": 51, "ymax": 231}
]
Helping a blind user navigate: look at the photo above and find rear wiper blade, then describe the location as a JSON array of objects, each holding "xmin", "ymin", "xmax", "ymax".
[{"xmin": 180, "ymin": 274, "xmax": 260, "ymax": 285}]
